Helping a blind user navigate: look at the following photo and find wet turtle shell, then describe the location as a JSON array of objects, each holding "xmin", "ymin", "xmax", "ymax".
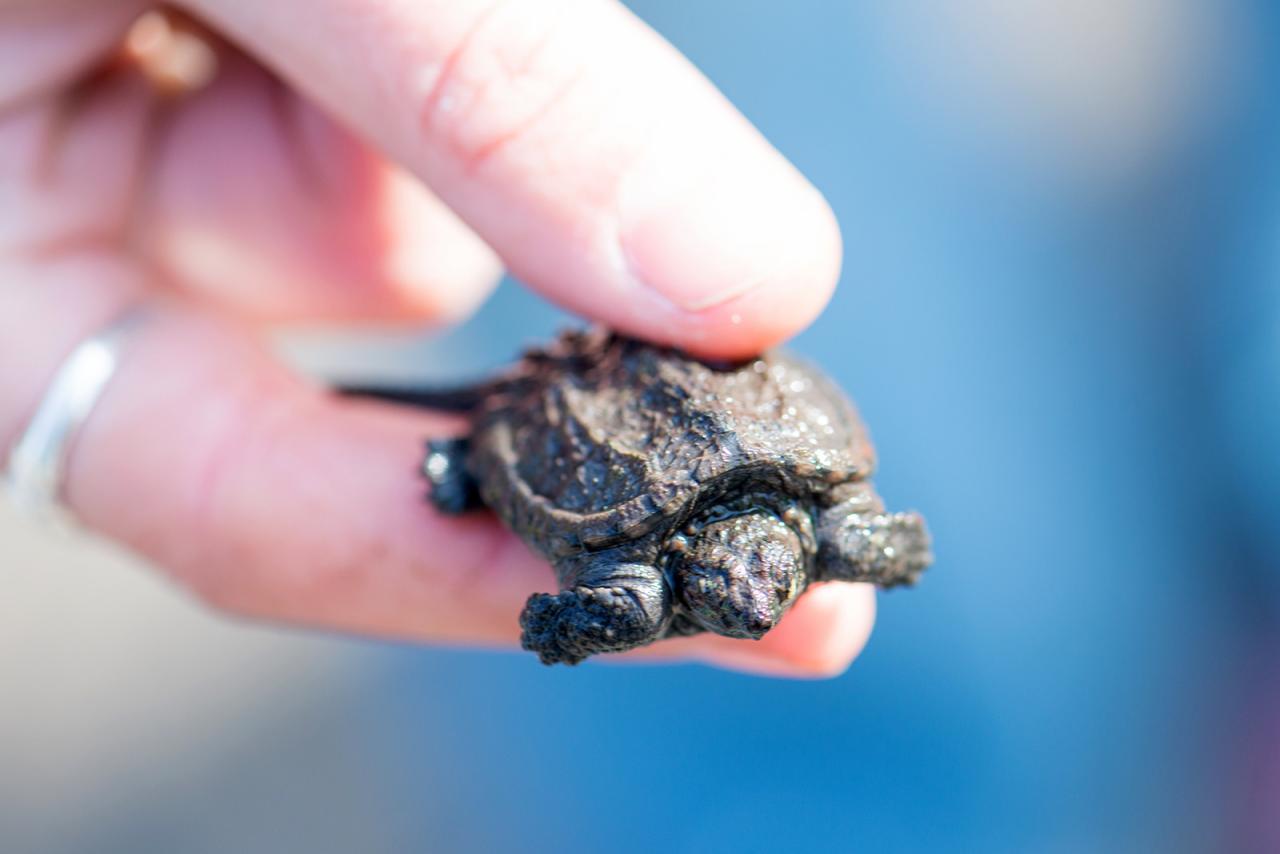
[{"xmin": 464, "ymin": 330, "xmax": 877, "ymax": 559}]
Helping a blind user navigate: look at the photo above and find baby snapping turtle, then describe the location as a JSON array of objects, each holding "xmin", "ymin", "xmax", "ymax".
[{"xmin": 400, "ymin": 329, "xmax": 931, "ymax": 664}]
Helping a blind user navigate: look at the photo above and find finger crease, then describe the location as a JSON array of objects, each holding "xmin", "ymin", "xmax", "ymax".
[
  {"xmin": 461, "ymin": 66, "xmax": 588, "ymax": 175},
  {"xmin": 417, "ymin": 0, "xmax": 511, "ymax": 138}
]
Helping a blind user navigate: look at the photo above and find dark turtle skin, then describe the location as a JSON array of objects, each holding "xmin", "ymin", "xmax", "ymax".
[{"xmin": 396, "ymin": 328, "xmax": 933, "ymax": 665}]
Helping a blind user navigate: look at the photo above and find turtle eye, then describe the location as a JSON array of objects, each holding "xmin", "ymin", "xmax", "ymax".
[{"xmin": 671, "ymin": 511, "xmax": 806, "ymax": 639}]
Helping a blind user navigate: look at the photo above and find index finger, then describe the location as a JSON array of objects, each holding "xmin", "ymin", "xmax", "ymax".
[{"xmin": 182, "ymin": 0, "xmax": 841, "ymax": 357}]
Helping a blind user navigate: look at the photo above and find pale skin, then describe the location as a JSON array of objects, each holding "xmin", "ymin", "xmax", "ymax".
[{"xmin": 0, "ymin": 0, "xmax": 873, "ymax": 677}]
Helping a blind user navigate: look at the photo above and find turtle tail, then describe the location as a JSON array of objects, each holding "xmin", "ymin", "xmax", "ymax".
[{"xmin": 334, "ymin": 381, "xmax": 499, "ymax": 413}]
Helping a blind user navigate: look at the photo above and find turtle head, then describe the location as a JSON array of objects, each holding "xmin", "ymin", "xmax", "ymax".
[{"xmin": 670, "ymin": 510, "xmax": 807, "ymax": 639}]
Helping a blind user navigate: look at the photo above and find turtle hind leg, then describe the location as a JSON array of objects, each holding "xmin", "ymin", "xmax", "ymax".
[{"xmin": 423, "ymin": 437, "xmax": 482, "ymax": 514}]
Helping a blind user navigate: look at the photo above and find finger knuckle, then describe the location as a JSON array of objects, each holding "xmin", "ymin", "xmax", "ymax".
[{"xmin": 414, "ymin": 0, "xmax": 592, "ymax": 173}]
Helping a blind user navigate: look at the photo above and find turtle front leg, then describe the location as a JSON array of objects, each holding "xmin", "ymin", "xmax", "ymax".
[
  {"xmin": 815, "ymin": 487, "xmax": 933, "ymax": 588},
  {"xmin": 520, "ymin": 554, "xmax": 670, "ymax": 665}
]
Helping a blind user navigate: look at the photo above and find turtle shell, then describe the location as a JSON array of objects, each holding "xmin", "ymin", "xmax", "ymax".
[{"xmin": 466, "ymin": 331, "xmax": 876, "ymax": 559}]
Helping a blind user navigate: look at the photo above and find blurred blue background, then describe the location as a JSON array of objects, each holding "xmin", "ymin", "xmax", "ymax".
[{"xmin": 6, "ymin": 1, "xmax": 1280, "ymax": 852}]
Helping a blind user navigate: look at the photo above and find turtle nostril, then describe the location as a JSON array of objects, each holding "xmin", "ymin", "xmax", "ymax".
[{"xmin": 743, "ymin": 610, "xmax": 777, "ymax": 639}]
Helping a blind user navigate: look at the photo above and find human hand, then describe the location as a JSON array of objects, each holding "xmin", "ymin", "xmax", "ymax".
[{"xmin": 0, "ymin": 1, "xmax": 869, "ymax": 676}]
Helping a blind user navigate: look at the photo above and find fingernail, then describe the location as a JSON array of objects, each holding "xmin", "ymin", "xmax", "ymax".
[{"xmin": 618, "ymin": 149, "xmax": 838, "ymax": 314}]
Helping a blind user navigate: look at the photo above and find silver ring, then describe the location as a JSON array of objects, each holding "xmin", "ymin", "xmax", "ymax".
[{"xmin": 1, "ymin": 308, "xmax": 148, "ymax": 527}]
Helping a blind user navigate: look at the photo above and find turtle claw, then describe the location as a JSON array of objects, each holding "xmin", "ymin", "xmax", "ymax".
[{"xmin": 519, "ymin": 591, "xmax": 592, "ymax": 665}]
